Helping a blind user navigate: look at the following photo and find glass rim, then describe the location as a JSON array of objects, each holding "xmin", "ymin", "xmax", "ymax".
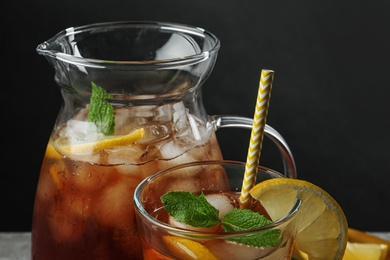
[
  {"xmin": 134, "ymin": 159, "xmax": 302, "ymax": 238},
  {"xmin": 36, "ymin": 21, "xmax": 221, "ymax": 69}
]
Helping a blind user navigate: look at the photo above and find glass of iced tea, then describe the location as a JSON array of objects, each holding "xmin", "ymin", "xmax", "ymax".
[
  {"xmin": 32, "ymin": 21, "xmax": 297, "ymax": 259},
  {"xmin": 134, "ymin": 160, "xmax": 301, "ymax": 260}
]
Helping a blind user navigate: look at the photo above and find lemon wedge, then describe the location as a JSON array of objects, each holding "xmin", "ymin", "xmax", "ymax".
[
  {"xmin": 45, "ymin": 142, "xmax": 63, "ymax": 160},
  {"xmin": 343, "ymin": 242, "xmax": 388, "ymax": 260},
  {"xmin": 249, "ymin": 178, "xmax": 348, "ymax": 260},
  {"xmin": 62, "ymin": 128, "xmax": 144, "ymax": 154},
  {"xmin": 162, "ymin": 236, "xmax": 218, "ymax": 260},
  {"xmin": 346, "ymin": 228, "xmax": 390, "ymax": 260},
  {"xmin": 348, "ymin": 228, "xmax": 390, "ymax": 247}
]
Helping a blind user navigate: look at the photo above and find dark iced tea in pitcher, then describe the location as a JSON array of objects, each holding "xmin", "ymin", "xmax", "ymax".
[{"xmin": 32, "ymin": 100, "xmax": 224, "ymax": 259}]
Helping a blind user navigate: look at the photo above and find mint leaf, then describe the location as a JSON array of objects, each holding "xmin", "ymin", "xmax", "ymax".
[
  {"xmin": 161, "ymin": 191, "xmax": 282, "ymax": 248},
  {"xmin": 222, "ymin": 208, "xmax": 281, "ymax": 247},
  {"xmin": 161, "ymin": 191, "xmax": 220, "ymax": 228},
  {"xmin": 222, "ymin": 208, "xmax": 272, "ymax": 231},
  {"xmin": 88, "ymin": 82, "xmax": 115, "ymax": 135}
]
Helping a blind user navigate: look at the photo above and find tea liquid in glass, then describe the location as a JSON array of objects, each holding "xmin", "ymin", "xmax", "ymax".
[{"xmin": 135, "ymin": 163, "xmax": 298, "ymax": 260}]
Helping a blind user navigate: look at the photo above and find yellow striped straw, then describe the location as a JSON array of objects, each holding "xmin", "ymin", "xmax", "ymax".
[{"xmin": 239, "ymin": 69, "xmax": 274, "ymax": 208}]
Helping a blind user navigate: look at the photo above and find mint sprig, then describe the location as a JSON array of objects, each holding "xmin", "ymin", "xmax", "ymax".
[
  {"xmin": 161, "ymin": 191, "xmax": 220, "ymax": 228},
  {"xmin": 88, "ymin": 82, "xmax": 115, "ymax": 135},
  {"xmin": 161, "ymin": 191, "xmax": 282, "ymax": 247},
  {"xmin": 223, "ymin": 209, "xmax": 281, "ymax": 247}
]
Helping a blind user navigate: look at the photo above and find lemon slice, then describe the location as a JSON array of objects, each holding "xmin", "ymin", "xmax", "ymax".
[
  {"xmin": 45, "ymin": 143, "xmax": 63, "ymax": 160},
  {"xmin": 249, "ymin": 178, "xmax": 348, "ymax": 260},
  {"xmin": 62, "ymin": 128, "xmax": 144, "ymax": 154},
  {"xmin": 162, "ymin": 236, "xmax": 218, "ymax": 260},
  {"xmin": 348, "ymin": 228, "xmax": 390, "ymax": 247},
  {"xmin": 342, "ymin": 242, "xmax": 388, "ymax": 260},
  {"xmin": 346, "ymin": 228, "xmax": 390, "ymax": 260}
]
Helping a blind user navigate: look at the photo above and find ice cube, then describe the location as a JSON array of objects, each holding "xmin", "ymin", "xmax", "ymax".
[
  {"xmin": 187, "ymin": 113, "xmax": 201, "ymax": 141},
  {"xmin": 159, "ymin": 139, "xmax": 191, "ymax": 160},
  {"xmin": 172, "ymin": 102, "xmax": 209, "ymax": 144},
  {"xmin": 114, "ymin": 106, "xmax": 154, "ymax": 135},
  {"xmin": 168, "ymin": 215, "xmax": 221, "ymax": 232},
  {"xmin": 94, "ymin": 178, "xmax": 138, "ymax": 228},
  {"xmin": 166, "ymin": 193, "xmax": 234, "ymax": 232},
  {"xmin": 107, "ymin": 144, "xmax": 146, "ymax": 165},
  {"xmin": 48, "ymin": 210, "xmax": 85, "ymax": 243},
  {"xmin": 174, "ymin": 114, "xmax": 208, "ymax": 144},
  {"xmin": 114, "ymin": 160, "xmax": 159, "ymax": 180},
  {"xmin": 114, "ymin": 105, "xmax": 173, "ymax": 136},
  {"xmin": 205, "ymin": 194, "xmax": 235, "ymax": 218},
  {"xmin": 66, "ymin": 162, "xmax": 111, "ymax": 192},
  {"xmin": 154, "ymin": 103, "xmax": 173, "ymax": 122},
  {"xmin": 138, "ymin": 124, "xmax": 171, "ymax": 144},
  {"xmin": 204, "ymin": 240, "xmax": 276, "ymax": 260},
  {"xmin": 172, "ymin": 102, "xmax": 187, "ymax": 128},
  {"xmin": 48, "ymin": 194, "xmax": 88, "ymax": 243},
  {"xmin": 63, "ymin": 120, "xmax": 102, "ymax": 144}
]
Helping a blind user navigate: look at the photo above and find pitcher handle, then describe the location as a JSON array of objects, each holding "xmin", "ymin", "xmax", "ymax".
[{"xmin": 209, "ymin": 115, "xmax": 297, "ymax": 179}]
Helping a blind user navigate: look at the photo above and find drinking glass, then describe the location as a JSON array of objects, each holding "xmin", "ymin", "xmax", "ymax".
[{"xmin": 134, "ymin": 160, "xmax": 301, "ymax": 260}]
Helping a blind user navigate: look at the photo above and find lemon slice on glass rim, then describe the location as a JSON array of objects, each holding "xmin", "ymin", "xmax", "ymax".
[{"xmin": 249, "ymin": 178, "xmax": 348, "ymax": 260}]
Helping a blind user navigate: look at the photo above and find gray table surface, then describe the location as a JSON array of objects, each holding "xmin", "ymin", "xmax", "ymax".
[{"xmin": 1, "ymin": 232, "xmax": 390, "ymax": 260}]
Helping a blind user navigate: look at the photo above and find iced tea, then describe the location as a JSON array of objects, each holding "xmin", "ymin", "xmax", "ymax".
[
  {"xmin": 32, "ymin": 102, "xmax": 224, "ymax": 259},
  {"xmin": 134, "ymin": 161, "xmax": 301, "ymax": 260}
]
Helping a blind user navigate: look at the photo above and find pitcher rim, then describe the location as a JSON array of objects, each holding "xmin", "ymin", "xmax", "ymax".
[{"xmin": 36, "ymin": 21, "xmax": 221, "ymax": 69}]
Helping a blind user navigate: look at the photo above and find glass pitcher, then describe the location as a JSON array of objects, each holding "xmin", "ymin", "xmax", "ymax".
[{"xmin": 32, "ymin": 21, "xmax": 296, "ymax": 260}]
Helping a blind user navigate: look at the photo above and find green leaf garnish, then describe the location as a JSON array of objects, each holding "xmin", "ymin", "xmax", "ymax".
[
  {"xmin": 222, "ymin": 209, "xmax": 281, "ymax": 247},
  {"xmin": 222, "ymin": 208, "xmax": 272, "ymax": 231},
  {"xmin": 161, "ymin": 191, "xmax": 220, "ymax": 228},
  {"xmin": 161, "ymin": 191, "xmax": 282, "ymax": 247},
  {"xmin": 88, "ymin": 82, "xmax": 115, "ymax": 135}
]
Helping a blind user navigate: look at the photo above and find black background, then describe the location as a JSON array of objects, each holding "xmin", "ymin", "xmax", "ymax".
[{"xmin": 1, "ymin": 0, "xmax": 390, "ymax": 232}]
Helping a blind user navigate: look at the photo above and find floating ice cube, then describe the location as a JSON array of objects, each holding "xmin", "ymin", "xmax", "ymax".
[
  {"xmin": 159, "ymin": 139, "xmax": 190, "ymax": 159},
  {"xmin": 138, "ymin": 124, "xmax": 171, "ymax": 144},
  {"xmin": 154, "ymin": 103, "xmax": 173, "ymax": 122},
  {"xmin": 94, "ymin": 179, "xmax": 138, "ymax": 228},
  {"xmin": 205, "ymin": 194, "xmax": 235, "ymax": 218},
  {"xmin": 204, "ymin": 239, "xmax": 276, "ymax": 260},
  {"xmin": 66, "ymin": 119, "xmax": 99, "ymax": 134},
  {"xmin": 172, "ymin": 102, "xmax": 187, "ymax": 128},
  {"xmin": 107, "ymin": 144, "xmax": 146, "ymax": 165},
  {"xmin": 114, "ymin": 160, "xmax": 159, "ymax": 180},
  {"xmin": 113, "ymin": 107, "xmax": 138, "ymax": 135},
  {"xmin": 168, "ymin": 215, "xmax": 220, "ymax": 232},
  {"xmin": 172, "ymin": 102, "xmax": 208, "ymax": 143},
  {"xmin": 48, "ymin": 195, "xmax": 87, "ymax": 243},
  {"xmin": 68, "ymin": 162, "xmax": 111, "ymax": 192},
  {"xmin": 61, "ymin": 120, "xmax": 103, "ymax": 144}
]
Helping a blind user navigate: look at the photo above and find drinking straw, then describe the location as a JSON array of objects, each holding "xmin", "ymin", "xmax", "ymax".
[{"xmin": 239, "ymin": 69, "xmax": 274, "ymax": 208}]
